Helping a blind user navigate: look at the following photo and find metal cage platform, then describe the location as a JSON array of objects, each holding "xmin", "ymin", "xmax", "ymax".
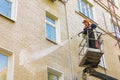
[
  {"xmin": 78, "ymin": 31, "xmax": 104, "ymax": 68},
  {"xmin": 79, "ymin": 48, "xmax": 103, "ymax": 68}
]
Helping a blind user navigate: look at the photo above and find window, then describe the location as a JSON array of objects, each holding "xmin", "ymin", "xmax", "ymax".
[
  {"xmin": 0, "ymin": 54, "xmax": 8, "ymax": 80},
  {"xmin": 0, "ymin": 48, "xmax": 14, "ymax": 80},
  {"xmin": 48, "ymin": 73, "xmax": 59, "ymax": 80},
  {"xmin": 46, "ymin": 16, "xmax": 56, "ymax": 42},
  {"xmin": 0, "ymin": 0, "xmax": 17, "ymax": 20},
  {"xmin": 45, "ymin": 12, "xmax": 61, "ymax": 44},
  {"xmin": 78, "ymin": 0, "xmax": 93, "ymax": 19},
  {"xmin": 111, "ymin": 23, "xmax": 120, "ymax": 38},
  {"xmin": 0, "ymin": 0, "xmax": 12, "ymax": 18},
  {"xmin": 103, "ymin": 12, "xmax": 111, "ymax": 32},
  {"xmin": 47, "ymin": 67, "xmax": 63, "ymax": 80}
]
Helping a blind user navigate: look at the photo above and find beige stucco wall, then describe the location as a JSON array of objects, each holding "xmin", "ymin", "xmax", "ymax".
[{"xmin": 0, "ymin": 0, "xmax": 120, "ymax": 80}]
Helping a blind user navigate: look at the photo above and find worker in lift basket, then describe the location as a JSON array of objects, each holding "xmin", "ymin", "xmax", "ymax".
[{"xmin": 78, "ymin": 19, "xmax": 97, "ymax": 48}]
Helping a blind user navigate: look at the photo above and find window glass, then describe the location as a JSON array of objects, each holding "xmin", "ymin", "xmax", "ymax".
[
  {"xmin": 0, "ymin": 0, "xmax": 12, "ymax": 18},
  {"xmin": 0, "ymin": 54, "xmax": 8, "ymax": 80},
  {"xmin": 46, "ymin": 23, "xmax": 56, "ymax": 42},
  {"xmin": 78, "ymin": 0, "xmax": 93, "ymax": 19},
  {"xmin": 48, "ymin": 73, "xmax": 59, "ymax": 80},
  {"xmin": 46, "ymin": 17, "xmax": 55, "ymax": 24}
]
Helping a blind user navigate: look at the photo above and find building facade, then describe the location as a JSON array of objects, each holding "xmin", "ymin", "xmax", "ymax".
[{"xmin": 0, "ymin": 0, "xmax": 120, "ymax": 80}]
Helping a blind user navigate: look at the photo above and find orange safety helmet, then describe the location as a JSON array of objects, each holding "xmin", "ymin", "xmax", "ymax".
[
  {"xmin": 82, "ymin": 19, "xmax": 90, "ymax": 28},
  {"xmin": 82, "ymin": 19, "xmax": 90, "ymax": 24}
]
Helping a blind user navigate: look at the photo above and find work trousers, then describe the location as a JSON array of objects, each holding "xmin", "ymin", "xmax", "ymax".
[{"xmin": 88, "ymin": 32, "xmax": 96, "ymax": 48}]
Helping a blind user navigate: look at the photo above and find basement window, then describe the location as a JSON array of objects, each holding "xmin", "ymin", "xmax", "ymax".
[
  {"xmin": 47, "ymin": 67, "xmax": 63, "ymax": 80},
  {"xmin": 48, "ymin": 73, "xmax": 59, "ymax": 80}
]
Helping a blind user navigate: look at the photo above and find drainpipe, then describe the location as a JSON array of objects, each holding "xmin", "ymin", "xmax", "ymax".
[{"xmin": 63, "ymin": 1, "xmax": 74, "ymax": 80}]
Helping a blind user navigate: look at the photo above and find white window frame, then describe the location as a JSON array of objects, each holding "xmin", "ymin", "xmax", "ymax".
[
  {"xmin": 78, "ymin": 0, "xmax": 93, "ymax": 19},
  {"xmin": 47, "ymin": 66, "xmax": 64, "ymax": 80},
  {"xmin": 46, "ymin": 17, "xmax": 56, "ymax": 43},
  {"xmin": 99, "ymin": 54, "xmax": 107, "ymax": 69},
  {"xmin": 103, "ymin": 12, "xmax": 111, "ymax": 32},
  {"xmin": 45, "ymin": 12, "xmax": 61, "ymax": 44},
  {"xmin": 111, "ymin": 22, "xmax": 120, "ymax": 38},
  {"xmin": 0, "ymin": 0, "xmax": 18, "ymax": 21},
  {"xmin": 0, "ymin": 48, "xmax": 14, "ymax": 80}
]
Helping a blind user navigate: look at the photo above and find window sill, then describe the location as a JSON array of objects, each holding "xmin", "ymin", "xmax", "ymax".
[
  {"xmin": 75, "ymin": 10, "xmax": 98, "ymax": 25},
  {"xmin": 46, "ymin": 38, "xmax": 57, "ymax": 44},
  {"xmin": 0, "ymin": 13, "xmax": 15, "ymax": 22},
  {"xmin": 0, "ymin": 47, "xmax": 13, "ymax": 56},
  {"xmin": 75, "ymin": 10, "xmax": 90, "ymax": 20}
]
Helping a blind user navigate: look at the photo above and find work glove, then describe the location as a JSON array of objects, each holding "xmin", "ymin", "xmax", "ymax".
[
  {"xmin": 78, "ymin": 31, "xmax": 83, "ymax": 37},
  {"xmin": 78, "ymin": 33, "xmax": 81, "ymax": 37}
]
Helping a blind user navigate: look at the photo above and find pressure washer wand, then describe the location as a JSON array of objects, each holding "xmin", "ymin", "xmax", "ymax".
[{"xmin": 70, "ymin": 31, "xmax": 83, "ymax": 39}]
